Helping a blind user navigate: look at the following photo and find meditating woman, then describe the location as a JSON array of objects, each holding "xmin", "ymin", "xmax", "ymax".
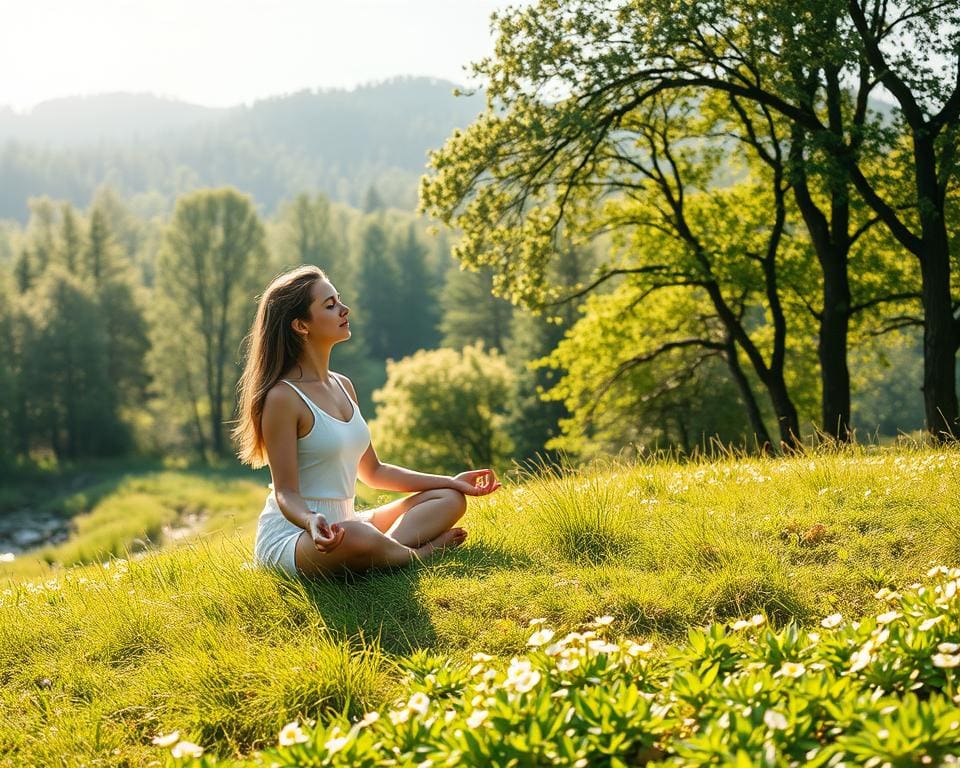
[{"xmin": 233, "ymin": 264, "xmax": 501, "ymax": 577}]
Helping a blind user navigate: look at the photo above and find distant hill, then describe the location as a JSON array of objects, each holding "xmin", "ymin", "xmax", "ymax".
[
  {"xmin": 0, "ymin": 93, "xmax": 227, "ymax": 145},
  {"xmin": 0, "ymin": 77, "xmax": 485, "ymax": 222}
]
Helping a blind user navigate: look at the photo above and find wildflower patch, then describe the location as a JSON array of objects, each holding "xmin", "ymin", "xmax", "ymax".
[{"xmin": 152, "ymin": 569, "xmax": 960, "ymax": 765}]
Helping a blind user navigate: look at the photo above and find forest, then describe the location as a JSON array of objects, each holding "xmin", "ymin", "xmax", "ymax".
[{"xmin": 0, "ymin": 15, "xmax": 957, "ymax": 479}]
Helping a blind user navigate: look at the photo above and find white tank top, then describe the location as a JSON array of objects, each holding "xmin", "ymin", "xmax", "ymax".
[{"xmin": 269, "ymin": 376, "xmax": 371, "ymax": 500}]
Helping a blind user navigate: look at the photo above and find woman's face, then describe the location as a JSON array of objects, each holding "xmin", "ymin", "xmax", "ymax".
[{"xmin": 302, "ymin": 278, "xmax": 351, "ymax": 341}]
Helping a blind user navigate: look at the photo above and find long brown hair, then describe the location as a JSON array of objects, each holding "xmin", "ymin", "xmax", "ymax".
[{"xmin": 233, "ymin": 264, "xmax": 327, "ymax": 467}]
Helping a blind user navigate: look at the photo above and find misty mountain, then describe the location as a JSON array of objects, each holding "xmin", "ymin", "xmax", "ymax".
[
  {"xmin": 0, "ymin": 93, "xmax": 227, "ymax": 145},
  {"xmin": 0, "ymin": 77, "xmax": 485, "ymax": 222}
]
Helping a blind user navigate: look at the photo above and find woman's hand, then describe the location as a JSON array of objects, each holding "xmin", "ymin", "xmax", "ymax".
[
  {"xmin": 307, "ymin": 514, "xmax": 345, "ymax": 552},
  {"xmin": 451, "ymin": 468, "xmax": 502, "ymax": 496}
]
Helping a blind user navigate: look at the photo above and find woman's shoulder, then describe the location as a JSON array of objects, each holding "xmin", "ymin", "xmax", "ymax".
[
  {"xmin": 263, "ymin": 379, "xmax": 301, "ymax": 412},
  {"xmin": 332, "ymin": 371, "xmax": 359, "ymax": 402}
]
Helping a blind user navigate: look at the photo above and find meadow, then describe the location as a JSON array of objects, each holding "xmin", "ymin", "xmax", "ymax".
[{"xmin": 3, "ymin": 445, "xmax": 960, "ymax": 766}]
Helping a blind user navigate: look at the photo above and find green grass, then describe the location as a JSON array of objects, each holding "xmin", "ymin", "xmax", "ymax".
[{"xmin": 2, "ymin": 444, "xmax": 960, "ymax": 766}]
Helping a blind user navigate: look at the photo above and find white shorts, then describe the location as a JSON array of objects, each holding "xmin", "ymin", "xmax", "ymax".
[{"xmin": 253, "ymin": 493, "xmax": 369, "ymax": 576}]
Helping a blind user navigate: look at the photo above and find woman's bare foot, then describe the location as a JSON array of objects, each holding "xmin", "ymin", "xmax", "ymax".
[{"xmin": 415, "ymin": 527, "xmax": 468, "ymax": 561}]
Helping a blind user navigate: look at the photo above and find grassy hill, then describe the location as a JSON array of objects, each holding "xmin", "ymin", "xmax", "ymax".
[{"xmin": 2, "ymin": 445, "xmax": 959, "ymax": 766}]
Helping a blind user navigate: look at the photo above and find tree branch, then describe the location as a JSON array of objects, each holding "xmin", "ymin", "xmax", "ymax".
[
  {"xmin": 847, "ymin": 0, "xmax": 924, "ymax": 126},
  {"xmin": 850, "ymin": 291, "xmax": 922, "ymax": 314}
]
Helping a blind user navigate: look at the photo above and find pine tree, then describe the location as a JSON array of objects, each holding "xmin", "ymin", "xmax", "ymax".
[
  {"xmin": 355, "ymin": 219, "xmax": 399, "ymax": 360},
  {"xmin": 392, "ymin": 224, "xmax": 441, "ymax": 356}
]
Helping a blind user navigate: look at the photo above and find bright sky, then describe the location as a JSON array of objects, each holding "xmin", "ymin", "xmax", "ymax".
[{"xmin": 0, "ymin": 0, "xmax": 525, "ymax": 113}]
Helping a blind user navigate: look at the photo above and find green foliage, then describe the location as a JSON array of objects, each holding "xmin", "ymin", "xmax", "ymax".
[
  {"xmin": 369, "ymin": 342, "xmax": 516, "ymax": 474},
  {"xmin": 273, "ymin": 191, "xmax": 343, "ymax": 277},
  {"xmin": 25, "ymin": 266, "xmax": 127, "ymax": 456},
  {"xmin": 149, "ymin": 188, "xmax": 267, "ymax": 460},
  {"xmin": 539, "ymin": 284, "xmax": 757, "ymax": 458},
  {"xmin": 440, "ymin": 263, "xmax": 514, "ymax": 353},
  {"xmin": 355, "ymin": 218, "xmax": 400, "ymax": 360}
]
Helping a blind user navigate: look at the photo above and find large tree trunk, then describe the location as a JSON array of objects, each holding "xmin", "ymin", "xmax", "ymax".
[
  {"xmin": 818, "ymin": 251, "xmax": 852, "ymax": 441},
  {"xmin": 919, "ymin": 242, "xmax": 958, "ymax": 438},
  {"xmin": 915, "ymin": 135, "xmax": 959, "ymax": 439}
]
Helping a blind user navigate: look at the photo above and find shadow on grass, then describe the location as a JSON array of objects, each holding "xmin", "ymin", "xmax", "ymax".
[{"xmin": 279, "ymin": 539, "xmax": 536, "ymax": 656}]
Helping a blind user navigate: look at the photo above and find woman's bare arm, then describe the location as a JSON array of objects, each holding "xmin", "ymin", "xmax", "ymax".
[{"xmin": 261, "ymin": 385, "xmax": 343, "ymax": 551}]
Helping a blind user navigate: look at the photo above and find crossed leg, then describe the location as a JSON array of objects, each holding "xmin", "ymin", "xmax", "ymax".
[
  {"xmin": 365, "ymin": 487, "xmax": 468, "ymax": 546},
  {"xmin": 293, "ymin": 488, "xmax": 468, "ymax": 577}
]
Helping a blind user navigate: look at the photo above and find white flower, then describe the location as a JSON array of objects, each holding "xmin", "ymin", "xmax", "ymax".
[
  {"xmin": 544, "ymin": 642, "xmax": 565, "ymax": 657},
  {"xmin": 939, "ymin": 642, "xmax": 960, "ymax": 654},
  {"xmin": 152, "ymin": 731, "xmax": 179, "ymax": 747},
  {"xmin": 919, "ymin": 616, "xmax": 944, "ymax": 632},
  {"xmin": 777, "ymin": 661, "xmax": 806, "ymax": 678},
  {"xmin": 556, "ymin": 657, "xmax": 580, "ymax": 672},
  {"xmin": 528, "ymin": 628, "xmax": 556, "ymax": 647},
  {"xmin": 763, "ymin": 710, "xmax": 788, "ymax": 731},
  {"xmin": 731, "ymin": 619, "xmax": 751, "ymax": 631},
  {"xmin": 592, "ymin": 615, "xmax": 615, "ymax": 627},
  {"xmin": 466, "ymin": 709, "xmax": 488, "ymax": 728},
  {"xmin": 357, "ymin": 711, "xmax": 380, "ymax": 728},
  {"xmin": 389, "ymin": 708, "xmax": 411, "ymax": 725},
  {"xmin": 407, "ymin": 692, "xmax": 430, "ymax": 715},
  {"xmin": 587, "ymin": 639, "xmax": 620, "ymax": 655},
  {"xmin": 324, "ymin": 733, "xmax": 350, "ymax": 754},
  {"xmin": 551, "ymin": 687, "xmax": 569, "ymax": 698},
  {"xmin": 933, "ymin": 653, "xmax": 960, "ymax": 669},
  {"xmin": 171, "ymin": 741, "xmax": 204, "ymax": 759},
  {"xmin": 278, "ymin": 721, "xmax": 309, "ymax": 746},
  {"xmin": 505, "ymin": 668, "xmax": 541, "ymax": 693},
  {"xmin": 821, "ymin": 613, "xmax": 843, "ymax": 629},
  {"xmin": 626, "ymin": 641, "xmax": 652, "ymax": 656},
  {"xmin": 751, "ymin": 614, "xmax": 765, "ymax": 627},
  {"xmin": 876, "ymin": 610, "xmax": 901, "ymax": 625},
  {"xmin": 472, "ymin": 652, "xmax": 492, "ymax": 662},
  {"xmin": 849, "ymin": 647, "xmax": 874, "ymax": 673}
]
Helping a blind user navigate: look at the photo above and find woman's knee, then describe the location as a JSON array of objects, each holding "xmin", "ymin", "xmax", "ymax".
[
  {"xmin": 437, "ymin": 487, "xmax": 467, "ymax": 518},
  {"xmin": 336, "ymin": 521, "xmax": 385, "ymax": 559}
]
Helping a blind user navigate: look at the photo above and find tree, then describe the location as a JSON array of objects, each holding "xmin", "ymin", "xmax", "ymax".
[
  {"xmin": 0, "ymin": 272, "xmax": 17, "ymax": 470},
  {"xmin": 58, "ymin": 204, "xmax": 82, "ymax": 273},
  {"xmin": 439, "ymin": 263, "xmax": 514, "ymax": 354},
  {"xmin": 355, "ymin": 218, "xmax": 401, "ymax": 360},
  {"xmin": 276, "ymin": 192, "xmax": 341, "ymax": 275},
  {"xmin": 152, "ymin": 188, "xmax": 268, "ymax": 459},
  {"xmin": 423, "ymin": 86, "xmax": 814, "ymax": 449},
  {"xmin": 485, "ymin": 0, "xmax": 957, "ymax": 437},
  {"xmin": 24, "ymin": 267, "xmax": 125, "ymax": 457},
  {"xmin": 392, "ymin": 223, "xmax": 442, "ymax": 356},
  {"xmin": 504, "ymin": 241, "xmax": 592, "ymax": 463},
  {"xmin": 368, "ymin": 342, "xmax": 515, "ymax": 474},
  {"xmin": 539, "ymin": 285, "xmax": 758, "ymax": 458}
]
